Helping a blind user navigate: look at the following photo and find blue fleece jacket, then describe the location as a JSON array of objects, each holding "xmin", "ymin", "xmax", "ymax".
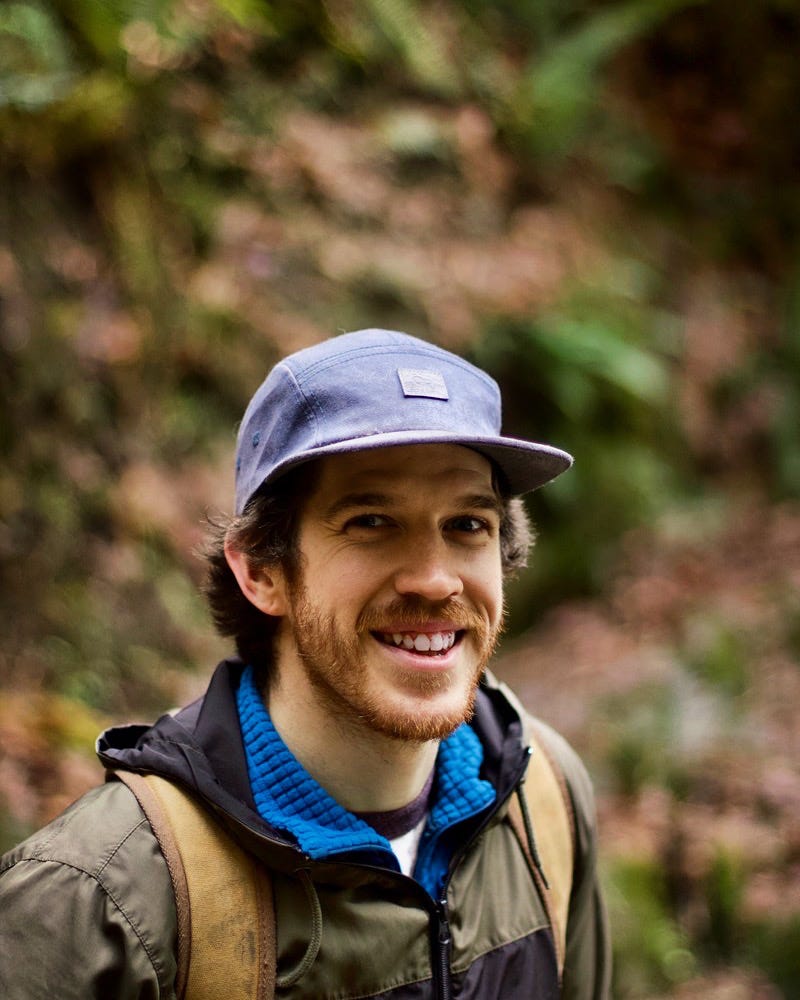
[{"xmin": 236, "ymin": 665, "xmax": 495, "ymax": 898}]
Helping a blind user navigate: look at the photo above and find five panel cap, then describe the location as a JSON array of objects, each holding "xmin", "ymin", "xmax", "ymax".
[{"xmin": 235, "ymin": 329, "xmax": 573, "ymax": 514}]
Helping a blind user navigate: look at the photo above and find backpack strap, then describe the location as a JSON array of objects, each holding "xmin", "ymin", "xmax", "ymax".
[
  {"xmin": 507, "ymin": 723, "xmax": 575, "ymax": 982},
  {"xmin": 113, "ymin": 771, "xmax": 275, "ymax": 1000}
]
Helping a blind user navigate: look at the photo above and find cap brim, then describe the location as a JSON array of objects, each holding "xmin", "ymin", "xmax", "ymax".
[{"xmin": 259, "ymin": 430, "xmax": 573, "ymax": 497}]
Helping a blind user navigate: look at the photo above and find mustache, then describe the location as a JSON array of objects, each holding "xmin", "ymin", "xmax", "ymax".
[{"xmin": 357, "ymin": 597, "xmax": 493, "ymax": 634}]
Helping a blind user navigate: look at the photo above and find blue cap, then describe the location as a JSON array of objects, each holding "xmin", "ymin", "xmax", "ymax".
[{"xmin": 234, "ymin": 329, "xmax": 572, "ymax": 513}]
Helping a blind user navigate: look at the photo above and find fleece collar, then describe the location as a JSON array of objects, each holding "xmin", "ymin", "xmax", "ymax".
[{"xmin": 237, "ymin": 665, "xmax": 495, "ymax": 893}]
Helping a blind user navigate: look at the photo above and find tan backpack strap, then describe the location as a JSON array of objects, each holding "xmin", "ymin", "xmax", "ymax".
[
  {"xmin": 114, "ymin": 771, "xmax": 193, "ymax": 996},
  {"xmin": 114, "ymin": 771, "xmax": 275, "ymax": 1000},
  {"xmin": 507, "ymin": 727, "xmax": 575, "ymax": 982}
]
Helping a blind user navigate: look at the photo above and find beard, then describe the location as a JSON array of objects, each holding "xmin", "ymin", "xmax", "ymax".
[{"xmin": 284, "ymin": 585, "xmax": 503, "ymax": 744}]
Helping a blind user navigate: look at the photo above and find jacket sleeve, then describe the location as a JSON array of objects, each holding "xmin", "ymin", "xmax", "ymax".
[
  {"xmin": 531, "ymin": 720, "xmax": 612, "ymax": 1000},
  {"xmin": 0, "ymin": 783, "xmax": 178, "ymax": 1000}
]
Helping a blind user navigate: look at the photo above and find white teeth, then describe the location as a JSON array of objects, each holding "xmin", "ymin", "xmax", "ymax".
[{"xmin": 381, "ymin": 631, "xmax": 456, "ymax": 653}]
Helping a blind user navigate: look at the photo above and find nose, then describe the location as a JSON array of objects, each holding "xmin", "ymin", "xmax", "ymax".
[{"xmin": 393, "ymin": 538, "xmax": 464, "ymax": 602}]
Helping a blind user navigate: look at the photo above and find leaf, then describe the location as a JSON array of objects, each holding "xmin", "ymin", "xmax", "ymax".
[
  {"xmin": 515, "ymin": 0, "xmax": 707, "ymax": 157},
  {"xmin": 0, "ymin": 2, "xmax": 76, "ymax": 109},
  {"xmin": 532, "ymin": 315, "xmax": 670, "ymax": 406}
]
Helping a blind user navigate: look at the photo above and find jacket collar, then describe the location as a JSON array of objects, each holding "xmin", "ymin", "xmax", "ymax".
[{"xmin": 97, "ymin": 658, "xmax": 530, "ymax": 855}]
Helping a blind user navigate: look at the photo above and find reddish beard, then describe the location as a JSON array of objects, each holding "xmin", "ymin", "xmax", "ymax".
[{"xmin": 286, "ymin": 589, "xmax": 504, "ymax": 743}]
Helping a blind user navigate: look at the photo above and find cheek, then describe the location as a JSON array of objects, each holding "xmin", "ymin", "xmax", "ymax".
[
  {"xmin": 307, "ymin": 559, "xmax": 384, "ymax": 616},
  {"xmin": 489, "ymin": 584, "xmax": 504, "ymax": 627},
  {"xmin": 469, "ymin": 558, "xmax": 504, "ymax": 620},
  {"xmin": 332, "ymin": 550, "xmax": 393, "ymax": 590}
]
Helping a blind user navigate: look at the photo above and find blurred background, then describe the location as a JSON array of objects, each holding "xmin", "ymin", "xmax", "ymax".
[{"xmin": 1, "ymin": 1, "xmax": 799, "ymax": 996}]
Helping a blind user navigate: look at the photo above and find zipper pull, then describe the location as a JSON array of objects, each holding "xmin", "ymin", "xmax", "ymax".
[{"xmin": 438, "ymin": 897, "xmax": 451, "ymax": 945}]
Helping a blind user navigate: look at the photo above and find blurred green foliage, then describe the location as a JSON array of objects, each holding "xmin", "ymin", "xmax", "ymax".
[
  {"xmin": 608, "ymin": 857, "xmax": 696, "ymax": 995},
  {"xmin": 0, "ymin": 2, "xmax": 76, "ymax": 109},
  {"xmin": 510, "ymin": 0, "xmax": 705, "ymax": 160},
  {"xmin": 703, "ymin": 849, "xmax": 746, "ymax": 962},
  {"xmin": 471, "ymin": 280, "xmax": 684, "ymax": 617},
  {"xmin": 748, "ymin": 916, "xmax": 800, "ymax": 998}
]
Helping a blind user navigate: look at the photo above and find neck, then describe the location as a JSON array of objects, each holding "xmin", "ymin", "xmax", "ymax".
[{"xmin": 266, "ymin": 669, "xmax": 439, "ymax": 814}]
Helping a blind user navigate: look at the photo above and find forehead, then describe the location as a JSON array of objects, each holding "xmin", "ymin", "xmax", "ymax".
[{"xmin": 308, "ymin": 444, "xmax": 496, "ymax": 502}]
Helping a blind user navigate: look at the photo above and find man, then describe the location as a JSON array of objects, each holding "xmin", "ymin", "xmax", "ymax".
[{"xmin": 0, "ymin": 329, "xmax": 610, "ymax": 998}]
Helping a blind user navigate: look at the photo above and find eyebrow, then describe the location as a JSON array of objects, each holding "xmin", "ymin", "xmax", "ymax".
[
  {"xmin": 459, "ymin": 493, "xmax": 504, "ymax": 517},
  {"xmin": 322, "ymin": 491, "xmax": 503, "ymax": 522},
  {"xmin": 322, "ymin": 492, "xmax": 395, "ymax": 521}
]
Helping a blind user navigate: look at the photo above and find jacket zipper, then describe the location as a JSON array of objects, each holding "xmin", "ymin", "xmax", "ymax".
[
  {"xmin": 434, "ymin": 896, "xmax": 453, "ymax": 1000},
  {"xmin": 428, "ymin": 753, "xmax": 532, "ymax": 999}
]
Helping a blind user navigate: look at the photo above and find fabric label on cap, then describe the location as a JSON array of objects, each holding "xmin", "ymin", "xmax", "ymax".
[{"xmin": 397, "ymin": 368, "xmax": 449, "ymax": 400}]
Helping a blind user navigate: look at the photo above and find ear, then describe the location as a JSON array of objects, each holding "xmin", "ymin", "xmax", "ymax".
[{"xmin": 224, "ymin": 539, "xmax": 289, "ymax": 617}]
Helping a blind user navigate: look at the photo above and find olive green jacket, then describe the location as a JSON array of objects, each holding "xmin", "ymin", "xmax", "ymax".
[{"xmin": 0, "ymin": 661, "xmax": 610, "ymax": 999}]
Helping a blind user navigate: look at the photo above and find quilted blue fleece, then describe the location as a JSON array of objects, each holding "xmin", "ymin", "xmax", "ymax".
[{"xmin": 237, "ymin": 665, "xmax": 495, "ymax": 898}]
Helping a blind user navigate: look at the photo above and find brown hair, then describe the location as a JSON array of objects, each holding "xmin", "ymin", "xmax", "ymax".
[{"xmin": 204, "ymin": 460, "xmax": 533, "ymax": 674}]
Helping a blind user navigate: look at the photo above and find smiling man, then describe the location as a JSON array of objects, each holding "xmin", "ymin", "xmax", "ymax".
[{"xmin": 0, "ymin": 329, "xmax": 610, "ymax": 999}]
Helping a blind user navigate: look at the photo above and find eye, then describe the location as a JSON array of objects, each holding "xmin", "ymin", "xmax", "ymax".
[
  {"xmin": 446, "ymin": 515, "xmax": 491, "ymax": 535},
  {"xmin": 344, "ymin": 513, "xmax": 392, "ymax": 530}
]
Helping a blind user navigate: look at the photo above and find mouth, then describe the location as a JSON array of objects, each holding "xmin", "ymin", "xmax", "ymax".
[{"xmin": 372, "ymin": 629, "xmax": 461, "ymax": 655}]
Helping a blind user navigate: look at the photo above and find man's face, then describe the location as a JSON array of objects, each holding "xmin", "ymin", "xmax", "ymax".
[{"xmin": 274, "ymin": 443, "xmax": 505, "ymax": 743}]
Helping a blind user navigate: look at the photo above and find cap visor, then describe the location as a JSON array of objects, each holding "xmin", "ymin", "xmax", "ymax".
[{"xmin": 261, "ymin": 430, "xmax": 572, "ymax": 496}]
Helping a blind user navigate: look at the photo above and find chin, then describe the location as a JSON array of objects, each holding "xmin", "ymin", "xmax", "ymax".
[{"xmin": 362, "ymin": 687, "xmax": 478, "ymax": 743}]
